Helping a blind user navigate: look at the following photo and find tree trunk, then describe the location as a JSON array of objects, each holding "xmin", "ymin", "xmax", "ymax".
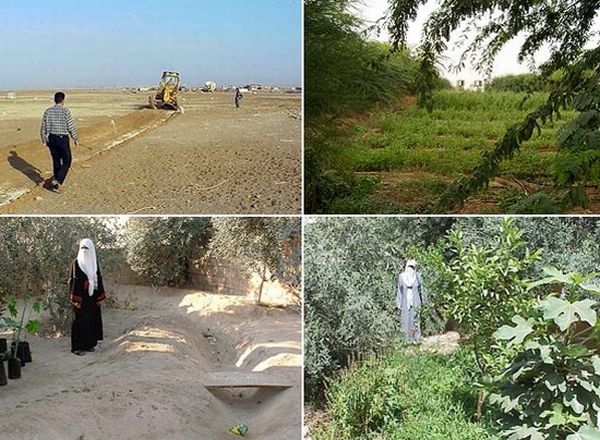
[
  {"xmin": 472, "ymin": 338, "xmax": 486, "ymax": 421},
  {"xmin": 256, "ymin": 266, "xmax": 267, "ymax": 305},
  {"xmin": 476, "ymin": 390, "xmax": 484, "ymax": 421}
]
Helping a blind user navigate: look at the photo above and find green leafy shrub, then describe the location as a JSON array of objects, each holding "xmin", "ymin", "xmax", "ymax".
[
  {"xmin": 1, "ymin": 294, "xmax": 42, "ymax": 359},
  {"xmin": 125, "ymin": 217, "xmax": 213, "ymax": 287},
  {"xmin": 314, "ymin": 347, "xmax": 499, "ymax": 440},
  {"xmin": 439, "ymin": 218, "xmax": 542, "ymax": 377},
  {"xmin": 486, "ymin": 74, "xmax": 545, "ymax": 93},
  {"xmin": 490, "ymin": 296, "xmax": 600, "ymax": 439}
]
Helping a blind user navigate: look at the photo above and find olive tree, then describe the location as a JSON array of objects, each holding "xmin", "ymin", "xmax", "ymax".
[
  {"xmin": 0, "ymin": 217, "xmax": 122, "ymax": 333},
  {"xmin": 209, "ymin": 217, "xmax": 301, "ymax": 304},
  {"xmin": 124, "ymin": 217, "xmax": 213, "ymax": 287}
]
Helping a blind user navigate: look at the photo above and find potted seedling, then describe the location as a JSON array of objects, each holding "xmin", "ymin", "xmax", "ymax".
[
  {"xmin": 0, "ymin": 301, "xmax": 9, "ymax": 384},
  {"xmin": 0, "ymin": 315, "xmax": 20, "ymax": 380},
  {"xmin": 2, "ymin": 294, "xmax": 41, "ymax": 377},
  {"xmin": 0, "ymin": 352, "xmax": 7, "ymax": 386},
  {"xmin": 0, "ymin": 291, "xmax": 6, "ymax": 356}
]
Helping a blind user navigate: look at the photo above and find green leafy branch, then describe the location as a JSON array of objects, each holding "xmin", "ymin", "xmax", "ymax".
[
  {"xmin": 489, "ymin": 295, "xmax": 600, "ymax": 438},
  {"xmin": 1, "ymin": 294, "xmax": 42, "ymax": 359}
]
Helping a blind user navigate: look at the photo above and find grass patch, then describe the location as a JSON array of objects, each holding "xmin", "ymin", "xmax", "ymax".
[
  {"xmin": 312, "ymin": 346, "xmax": 500, "ymax": 440},
  {"xmin": 310, "ymin": 90, "xmax": 576, "ymax": 213}
]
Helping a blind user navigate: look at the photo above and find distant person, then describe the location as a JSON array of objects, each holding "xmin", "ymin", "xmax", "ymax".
[
  {"xmin": 234, "ymin": 88, "xmax": 243, "ymax": 108},
  {"xmin": 40, "ymin": 91, "xmax": 79, "ymax": 191},
  {"xmin": 396, "ymin": 259, "xmax": 426, "ymax": 344},
  {"xmin": 69, "ymin": 239, "xmax": 106, "ymax": 356}
]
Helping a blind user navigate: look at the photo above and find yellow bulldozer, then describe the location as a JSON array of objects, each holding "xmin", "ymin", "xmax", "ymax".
[{"xmin": 149, "ymin": 71, "xmax": 181, "ymax": 111}]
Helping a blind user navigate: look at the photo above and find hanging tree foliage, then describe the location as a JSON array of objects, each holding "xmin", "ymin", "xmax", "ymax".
[
  {"xmin": 125, "ymin": 217, "xmax": 213, "ymax": 287},
  {"xmin": 388, "ymin": 0, "xmax": 600, "ymax": 211}
]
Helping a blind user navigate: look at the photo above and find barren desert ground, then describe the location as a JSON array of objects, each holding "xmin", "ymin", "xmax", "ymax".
[
  {"xmin": 0, "ymin": 89, "xmax": 301, "ymax": 214},
  {"xmin": 0, "ymin": 285, "xmax": 302, "ymax": 440}
]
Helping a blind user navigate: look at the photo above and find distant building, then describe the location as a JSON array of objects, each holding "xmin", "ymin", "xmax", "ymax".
[
  {"xmin": 457, "ymin": 80, "xmax": 465, "ymax": 90},
  {"xmin": 472, "ymin": 79, "xmax": 484, "ymax": 91}
]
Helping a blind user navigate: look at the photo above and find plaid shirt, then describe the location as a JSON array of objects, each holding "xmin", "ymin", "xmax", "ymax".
[{"xmin": 40, "ymin": 104, "xmax": 79, "ymax": 144}]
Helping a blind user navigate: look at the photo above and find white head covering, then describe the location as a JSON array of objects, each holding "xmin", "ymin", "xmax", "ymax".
[
  {"xmin": 402, "ymin": 259, "xmax": 417, "ymax": 307},
  {"xmin": 402, "ymin": 259, "xmax": 417, "ymax": 287},
  {"xmin": 77, "ymin": 238, "xmax": 98, "ymax": 297}
]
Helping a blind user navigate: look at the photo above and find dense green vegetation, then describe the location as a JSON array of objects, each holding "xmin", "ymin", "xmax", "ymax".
[
  {"xmin": 311, "ymin": 90, "xmax": 575, "ymax": 213},
  {"xmin": 486, "ymin": 74, "xmax": 545, "ymax": 93},
  {"xmin": 305, "ymin": 0, "xmax": 448, "ymax": 213},
  {"xmin": 307, "ymin": 0, "xmax": 600, "ymax": 213},
  {"xmin": 305, "ymin": 217, "xmax": 600, "ymax": 439},
  {"xmin": 314, "ymin": 348, "xmax": 499, "ymax": 440}
]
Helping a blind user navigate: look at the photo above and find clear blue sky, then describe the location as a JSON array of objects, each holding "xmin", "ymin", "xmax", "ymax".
[{"xmin": 0, "ymin": 0, "xmax": 301, "ymax": 89}]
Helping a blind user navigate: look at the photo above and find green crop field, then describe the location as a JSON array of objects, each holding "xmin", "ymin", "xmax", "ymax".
[{"xmin": 320, "ymin": 90, "xmax": 577, "ymax": 213}]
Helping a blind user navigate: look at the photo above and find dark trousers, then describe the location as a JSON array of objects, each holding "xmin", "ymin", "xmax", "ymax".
[{"xmin": 47, "ymin": 134, "xmax": 71, "ymax": 184}]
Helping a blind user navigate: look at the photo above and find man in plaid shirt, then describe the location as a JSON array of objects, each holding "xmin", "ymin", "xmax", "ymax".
[{"xmin": 40, "ymin": 91, "xmax": 80, "ymax": 191}]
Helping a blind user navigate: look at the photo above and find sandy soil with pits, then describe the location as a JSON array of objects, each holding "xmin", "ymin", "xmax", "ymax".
[{"xmin": 0, "ymin": 284, "xmax": 301, "ymax": 440}]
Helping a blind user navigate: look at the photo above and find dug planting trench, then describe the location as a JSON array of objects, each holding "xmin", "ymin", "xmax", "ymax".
[
  {"xmin": 0, "ymin": 107, "xmax": 176, "ymax": 208},
  {"xmin": 0, "ymin": 286, "xmax": 301, "ymax": 440}
]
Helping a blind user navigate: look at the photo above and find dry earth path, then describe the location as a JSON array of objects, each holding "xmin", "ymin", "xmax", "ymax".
[{"xmin": 0, "ymin": 90, "xmax": 301, "ymax": 214}]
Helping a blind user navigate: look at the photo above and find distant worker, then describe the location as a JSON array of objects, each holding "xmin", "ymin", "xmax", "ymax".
[
  {"xmin": 234, "ymin": 88, "xmax": 243, "ymax": 108},
  {"xmin": 40, "ymin": 91, "xmax": 79, "ymax": 191},
  {"xmin": 396, "ymin": 259, "xmax": 426, "ymax": 344}
]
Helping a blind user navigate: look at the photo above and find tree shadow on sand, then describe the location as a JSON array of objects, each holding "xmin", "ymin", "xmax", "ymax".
[{"xmin": 7, "ymin": 150, "xmax": 45, "ymax": 185}]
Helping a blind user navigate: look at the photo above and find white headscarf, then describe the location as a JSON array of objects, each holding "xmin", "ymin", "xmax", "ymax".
[
  {"xmin": 77, "ymin": 238, "xmax": 98, "ymax": 297},
  {"xmin": 401, "ymin": 259, "xmax": 417, "ymax": 307},
  {"xmin": 401, "ymin": 259, "xmax": 417, "ymax": 286}
]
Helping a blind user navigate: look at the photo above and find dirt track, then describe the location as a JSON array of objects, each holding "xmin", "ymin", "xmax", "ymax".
[
  {"xmin": 0, "ymin": 89, "xmax": 301, "ymax": 214},
  {"xmin": 0, "ymin": 285, "xmax": 302, "ymax": 440}
]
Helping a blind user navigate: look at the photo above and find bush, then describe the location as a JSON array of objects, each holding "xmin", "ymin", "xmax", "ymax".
[
  {"xmin": 125, "ymin": 218, "xmax": 213, "ymax": 287},
  {"xmin": 313, "ymin": 347, "xmax": 499, "ymax": 440},
  {"xmin": 490, "ymin": 295, "xmax": 600, "ymax": 439},
  {"xmin": 486, "ymin": 74, "xmax": 544, "ymax": 93},
  {"xmin": 439, "ymin": 218, "xmax": 542, "ymax": 378}
]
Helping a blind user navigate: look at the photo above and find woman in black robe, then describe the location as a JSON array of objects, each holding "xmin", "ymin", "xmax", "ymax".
[{"xmin": 69, "ymin": 238, "xmax": 106, "ymax": 356}]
